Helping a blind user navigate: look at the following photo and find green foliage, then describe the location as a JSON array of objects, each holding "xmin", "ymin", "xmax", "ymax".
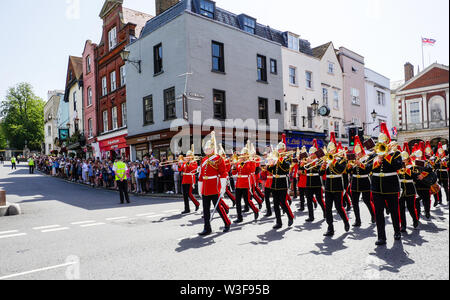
[
  {"xmin": 0, "ymin": 122, "xmax": 7, "ymax": 149},
  {"xmin": 1, "ymin": 83, "xmax": 45, "ymax": 151}
]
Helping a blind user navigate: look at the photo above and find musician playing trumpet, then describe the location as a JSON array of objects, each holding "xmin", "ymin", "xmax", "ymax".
[
  {"xmin": 366, "ymin": 123, "xmax": 403, "ymax": 246},
  {"xmin": 348, "ymin": 136, "xmax": 376, "ymax": 227},
  {"xmin": 435, "ymin": 142, "xmax": 449, "ymax": 204},
  {"xmin": 319, "ymin": 134, "xmax": 351, "ymax": 237},
  {"xmin": 179, "ymin": 146, "xmax": 200, "ymax": 214}
]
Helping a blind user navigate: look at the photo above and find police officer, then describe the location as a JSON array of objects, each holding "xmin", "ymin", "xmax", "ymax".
[
  {"xmin": 28, "ymin": 156, "xmax": 35, "ymax": 174},
  {"xmin": 113, "ymin": 157, "xmax": 130, "ymax": 204},
  {"xmin": 367, "ymin": 123, "xmax": 403, "ymax": 246},
  {"xmin": 11, "ymin": 156, "xmax": 17, "ymax": 170}
]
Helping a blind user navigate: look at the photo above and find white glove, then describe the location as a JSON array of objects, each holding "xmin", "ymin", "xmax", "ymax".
[
  {"xmin": 198, "ymin": 182, "xmax": 203, "ymax": 198},
  {"xmin": 220, "ymin": 178, "xmax": 227, "ymax": 199}
]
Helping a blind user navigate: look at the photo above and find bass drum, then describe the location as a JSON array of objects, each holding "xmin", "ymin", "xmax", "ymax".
[{"xmin": 430, "ymin": 183, "xmax": 441, "ymax": 195}]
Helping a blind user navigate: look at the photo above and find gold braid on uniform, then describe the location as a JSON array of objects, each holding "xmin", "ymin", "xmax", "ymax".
[{"xmin": 330, "ymin": 159, "xmax": 346, "ymax": 175}]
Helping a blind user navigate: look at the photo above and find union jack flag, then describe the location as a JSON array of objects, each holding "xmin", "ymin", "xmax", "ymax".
[{"xmin": 422, "ymin": 38, "xmax": 436, "ymax": 46}]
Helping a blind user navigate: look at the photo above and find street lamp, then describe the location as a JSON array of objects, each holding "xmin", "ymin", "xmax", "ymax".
[
  {"xmin": 311, "ymin": 99, "xmax": 319, "ymax": 115},
  {"xmin": 120, "ymin": 50, "xmax": 141, "ymax": 73},
  {"xmin": 371, "ymin": 109, "xmax": 378, "ymax": 122}
]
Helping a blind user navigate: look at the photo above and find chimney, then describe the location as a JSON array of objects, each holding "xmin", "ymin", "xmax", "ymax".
[
  {"xmin": 155, "ymin": 0, "xmax": 179, "ymax": 16},
  {"xmin": 404, "ymin": 62, "xmax": 414, "ymax": 82}
]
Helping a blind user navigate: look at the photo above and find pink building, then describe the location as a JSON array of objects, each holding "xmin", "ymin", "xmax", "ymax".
[
  {"xmin": 337, "ymin": 47, "xmax": 367, "ymax": 141},
  {"xmin": 82, "ymin": 40, "xmax": 98, "ymax": 158}
]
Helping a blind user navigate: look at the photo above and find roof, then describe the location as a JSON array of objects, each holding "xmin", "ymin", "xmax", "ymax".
[
  {"xmin": 122, "ymin": 7, "xmax": 153, "ymax": 38},
  {"xmin": 69, "ymin": 56, "xmax": 83, "ymax": 80},
  {"xmin": 395, "ymin": 63, "xmax": 449, "ymax": 93},
  {"xmin": 139, "ymin": 0, "xmax": 311, "ymax": 54},
  {"xmin": 312, "ymin": 42, "xmax": 332, "ymax": 59}
]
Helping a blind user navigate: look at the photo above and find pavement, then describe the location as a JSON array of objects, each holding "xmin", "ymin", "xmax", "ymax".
[{"xmin": 0, "ymin": 163, "xmax": 448, "ymax": 280}]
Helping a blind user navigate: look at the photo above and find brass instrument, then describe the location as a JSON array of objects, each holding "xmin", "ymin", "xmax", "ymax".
[
  {"xmin": 159, "ymin": 156, "xmax": 201, "ymax": 166},
  {"xmin": 304, "ymin": 149, "xmax": 347, "ymax": 170}
]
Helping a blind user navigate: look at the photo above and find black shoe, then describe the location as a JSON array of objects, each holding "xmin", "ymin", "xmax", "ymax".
[
  {"xmin": 353, "ymin": 221, "xmax": 362, "ymax": 227},
  {"xmin": 433, "ymin": 201, "xmax": 438, "ymax": 207},
  {"xmin": 375, "ymin": 239, "xmax": 387, "ymax": 246},
  {"xmin": 386, "ymin": 210, "xmax": 390, "ymax": 216},
  {"xmin": 394, "ymin": 233, "xmax": 402, "ymax": 241},
  {"xmin": 346, "ymin": 206, "xmax": 352, "ymax": 212},
  {"xmin": 371, "ymin": 216, "xmax": 376, "ymax": 224},
  {"xmin": 120, "ymin": 202, "xmax": 124, "ymax": 205},
  {"xmin": 273, "ymin": 224, "xmax": 282, "ymax": 230},
  {"xmin": 195, "ymin": 205, "xmax": 200, "ymax": 212},
  {"xmin": 264, "ymin": 212, "xmax": 272, "ymax": 217},
  {"xmin": 254, "ymin": 212, "xmax": 259, "ymax": 221},
  {"xmin": 288, "ymin": 201, "xmax": 292, "ymax": 206},
  {"xmin": 181, "ymin": 210, "xmax": 191, "ymax": 214},
  {"xmin": 401, "ymin": 227, "xmax": 407, "ymax": 233},
  {"xmin": 323, "ymin": 229, "xmax": 334, "ymax": 237},
  {"xmin": 243, "ymin": 208, "xmax": 250, "ymax": 213},
  {"xmin": 234, "ymin": 218, "xmax": 243, "ymax": 224},
  {"xmin": 299, "ymin": 205, "xmax": 305, "ymax": 212},
  {"xmin": 305, "ymin": 218, "xmax": 314, "ymax": 222},
  {"xmin": 413, "ymin": 220, "xmax": 419, "ymax": 229},
  {"xmin": 425, "ymin": 213, "xmax": 431, "ymax": 219},
  {"xmin": 288, "ymin": 218, "xmax": 294, "ymax": 227},
  {"xmin": 223, "ymin": 226, "xmax": 230, "ymax": 233},
  {"xmin": 199, "ymin": 229, "xmax": 212, "ymax": 236},
  {"xmin": 258, "ymin": 203, "xmax": 263, "ymax": 210},
  {"xmin": 344, "ymin": 223, "xmax": 350, "ymax": 232}
]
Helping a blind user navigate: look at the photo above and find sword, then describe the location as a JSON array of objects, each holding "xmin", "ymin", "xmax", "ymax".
[{"xmin": 210, "ymin": 197, "xmax": 224, "ymax": 222}]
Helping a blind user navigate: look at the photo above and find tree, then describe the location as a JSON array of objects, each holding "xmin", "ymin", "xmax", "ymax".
[
  {"xmin": 0, "ymin": 83, "xmax": 45, "ymax": 151},
  {"xmin": 0, "ymin": 122, "xmax": 7, "ymax": 149}
]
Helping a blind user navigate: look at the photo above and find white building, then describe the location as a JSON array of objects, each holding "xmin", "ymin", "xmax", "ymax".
[
  {"xmin": 364, "ymin": 68, "xmax": 391, "ymax": 139},
  {"xmin": 44, "ymin": 91, "xmax": 64, "ymax": 155}
]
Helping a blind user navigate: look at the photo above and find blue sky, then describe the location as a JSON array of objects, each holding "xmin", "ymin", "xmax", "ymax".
[{"xmin": 0, "ymin": 0, "xmax": 448, "ymax": 102}]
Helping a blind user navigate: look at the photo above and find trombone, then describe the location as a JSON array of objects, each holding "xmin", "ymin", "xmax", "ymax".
[{"xmin": 304, "ymin": 149, "xmax": 347, "ymax": 169}]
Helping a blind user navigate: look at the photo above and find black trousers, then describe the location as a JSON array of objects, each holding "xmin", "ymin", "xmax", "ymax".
[
  {"xmin": 11, "ymin": 163, "xmax": 16, "ymax": 170},
  {"xmin": 351, "ymin": 191, "xmax": 375, "ymax": 223},
  {"xmin": 416, "ymin": 189, "xmax": 431, "ymax": 218},
  {"xmin": 400, "ymin": 195, "xmax": 418, "ymax": 228},
  {"xmin": 439, "ymin": 177, "xmax": 449, "ymax": 202},
  {"xmin": 183, "ymin": 184, "xmax": 199, "ymax": 211},
  {"xmin": 235, "ymin": 188, "xmax": 258, "ymax": 219},
  {"xmin": 306, "ymin": 187, "xmax": 325, "ymax": 219},
  {"xmin": 264, "ymin": 188, "xmax": 273, "ymax": 214},
  {"xmin": 273, "ymin": 189, "xmax": 294, "ymax": 225},
  {"xmin": 29, "ymin": 165, "xmax": 35, "ymax": 174},
  {"xmin": 292, "ymin": 178, "xmax": 298, "ymax": 198},
  {"xmin": 325, "ymin": 191, "xmax": 349, "ymax": 231},
  {"xmin": 373, "ymin": 193, "xmax": 401, "ymax": 241},
  {"xmin": 117, "ymin": 180, "xmax": 130, "ymax": 203},
  {"xmin": 202, "ymin": 194, "xmax": 230, "ymax": 230},
  {"xmin": 298, "ymin": 187, "xmax": 306, "ymax": 206}
]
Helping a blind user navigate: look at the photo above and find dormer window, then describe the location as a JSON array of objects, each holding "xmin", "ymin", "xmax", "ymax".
[
  {"xmin": 200, "ymin": 0, "xmax": 215, "ymax": 19},
  {"xmin": 288, "ymin": 33, "xmax": 299, "ymax": 51},
  {"xmin": 243, "ymin": 17, "xmax": 255, "ymax": 34}
]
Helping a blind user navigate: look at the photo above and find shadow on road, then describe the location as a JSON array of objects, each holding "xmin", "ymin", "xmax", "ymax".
[
  {"xmin": 368, "ymin": 241, "xmax": 415, "ymax": 274},
  {"xmin": 309, "ymin": 233, "xmax": 350, "ymax": 256},
  {"xmin": 0, "ymin": 166, "xmax": 182, "ymax": 211}
]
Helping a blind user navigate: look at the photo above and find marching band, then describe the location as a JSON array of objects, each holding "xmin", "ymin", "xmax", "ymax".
[{"xmin": 176, "ymin": 124, "xmax": 449, "ymax": 246}]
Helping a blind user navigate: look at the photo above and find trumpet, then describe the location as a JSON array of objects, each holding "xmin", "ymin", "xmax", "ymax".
[
  {"xmin": 305, "ymin": 149, "xmax": 346, "ymax": 169},
  {"xmin": 159, "ymin": 156, "xmax": 201, "ymax": 166}
]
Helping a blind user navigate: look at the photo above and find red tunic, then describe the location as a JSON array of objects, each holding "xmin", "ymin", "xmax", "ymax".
[
  {"xmin": 232, "ymin": 160, "xmax": 255, "ymax": 189},
  {"xmin": 179, "ymin": 161, "xmax": 198, "ymax": 185},
  {"xmin": 263, "ymin": 169, "xmax": 273, "ymax": 188},
  {"xmin": 198, "ymin": 154, "xmax": 227, "ymax": 196}
]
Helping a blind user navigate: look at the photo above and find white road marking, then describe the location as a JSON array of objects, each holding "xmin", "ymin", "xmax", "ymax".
[
  {"xmin": 145, "ymin": 214, "xmax": 165, "ymax": 219},
  {"xmin": 80, "ymin": 222, "xmax": 106, "ymax": 228},
  {"xmin": 41, "ymin": 227, "xmax": 70, "ymax": 233},
  {"xmin": 106, "ymin": 216, "xmax": 128, "ymax": 221},
  {"xmin": 32, "ymin": 225, "xmax": 61, "ymax": 230},
  {"xmin": 0, "ymin": 233, "xmax": 27, "ymax": 239},
  {"xmin": 0, "ymin": 262, "xmax": 76, "ymax": 280},
  {"xmin": 70, "ymin": 221, "xmax": 96, "ymax": 225},
  {"xmin": 136, "ymin": 212, "xmax": 155, "ymax": 217},
  {"xmin": 0, "ymin": 230, "xmax": 19, "ymax": 235}
]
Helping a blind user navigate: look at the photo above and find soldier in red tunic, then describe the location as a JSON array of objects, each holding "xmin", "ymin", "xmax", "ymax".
[
  {"xmin": 218, "ymin": 145, "xmax": 236, "ymax": 207},
  {"xmin": 179, "ymin": 146, "xmax": 200, "ymax": 214},
  {"xmin": 198, "ymin": 133, "xmax": 231, "ymax": 236},
  {"xmin": 232, "ymin": 145, "xmax": 259, "ymax": 223}
]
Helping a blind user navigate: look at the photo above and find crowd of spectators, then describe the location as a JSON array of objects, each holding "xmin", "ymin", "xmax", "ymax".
[{"xmin": 35, "ymin": 155, "xmax": 188, "ymax": 195}]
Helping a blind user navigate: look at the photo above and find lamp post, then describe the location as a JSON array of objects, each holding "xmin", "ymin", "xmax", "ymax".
[
  {"xmin": 120, "ymin": 50, "xmax": 141, "ymax": 73},
  {"xmin": 362, "ymin": 109, "xmax": 378, "ymax": 135},
  {"xmin": 311, "ymin": 99, "xmax": 319, "ymax": 116}
]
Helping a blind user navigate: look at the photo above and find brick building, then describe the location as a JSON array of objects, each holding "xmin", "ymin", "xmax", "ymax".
[
  {"xmin": 392, "ymin": 62, "xmax": 449, "ymax": 149},
  {"xmin": 95, "ymin": 0, "xmax": 152, "ymax": 160}
]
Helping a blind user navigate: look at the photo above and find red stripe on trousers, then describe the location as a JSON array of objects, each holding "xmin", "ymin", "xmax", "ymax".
[
  {"xmin": 218, "ymin": 203, "xmax": 231, "ymax": 226},
  {"xmin": 284, "ymin": 196, "xmax": 294, "ymax": 219},
  {"xmin": 341, "ymin": 192, "xmax": 349, "ymax": 221},
  {"xmin": 247, "ymin": 190, "xmax": 259, "ymax": 213},
  {"xmin": 226, "ymin": 188, "xmax": 236, "ymax": 202},
  {"xmin": 189, "ymin": 185, "xmax": 200, "ymax": 207},
  {"xmin": 321, "ymin": 188, "xmax": 326, "ymax": 209},
  {"xmin": 397, "ymin": 193, "xmax": 402, "ymax": 226}
]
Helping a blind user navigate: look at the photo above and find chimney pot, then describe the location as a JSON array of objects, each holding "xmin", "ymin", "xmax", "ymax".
[
  {"xmin": 404, "ymin": 62, "xmax": 414, "ymax": 82},
  {"xmin": 155, "ymin": 0, "xmax": 179, "ymax": 16}
]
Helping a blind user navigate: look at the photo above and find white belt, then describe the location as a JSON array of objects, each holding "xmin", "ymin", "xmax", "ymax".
[
  {"xmin": 438, "ymin": 169, "xmax": 448, "ymax": 172},
  {"xmin": 372, "ymin": 172, "xmax": 398, "ymax": 177},
  {"xmin": 238, "ymin": 175, "xmax": 249, "ymax": 178},
  {"xmin": 273, "ymin": 175, "xmax": 287, "ymax": 179},
  {"xmin": 327, "ymin": 174, "xmax": 342, "ymax": 179},
  {"xmin": 267, "ymin": 176, "xmax": 273, "ymax": 179},
  {"xmin": 203, "ymin": 176, "xmax": 218, "ymax": 180},
  {"xmin": 353, "ymin": 175, "xmax": 369, "ymax": 179},
  {"xmin": 307, "ymin": 173, "xmax": 319, "ymax": 177},
  {"xmin": 401, "ymin": 180, "xmax": 414, "ymax": 183}
]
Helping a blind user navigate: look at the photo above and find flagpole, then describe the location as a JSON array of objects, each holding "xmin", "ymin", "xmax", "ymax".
[{"xmin": 421, "ymin": 36, "xmax": 425, "ymax": 70}]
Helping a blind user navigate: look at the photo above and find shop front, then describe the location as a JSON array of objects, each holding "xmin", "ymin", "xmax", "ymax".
[
  {"xmin": 98, "ymin": 134, "xmax": 129, "ymax": 161},
  {"xmin": 285, "ymin": 131, "xmax": 327, "ymax": 151}
]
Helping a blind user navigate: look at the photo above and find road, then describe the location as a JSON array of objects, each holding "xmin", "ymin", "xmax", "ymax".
[{"xmin": 0, "ymin": 163, "xmax": 448, "ymax": 280}]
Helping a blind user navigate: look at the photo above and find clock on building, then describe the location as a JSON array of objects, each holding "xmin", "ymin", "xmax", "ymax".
[{"xmin": 318, "ymin": 105, "xmax": 330, "ymax": 117}]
